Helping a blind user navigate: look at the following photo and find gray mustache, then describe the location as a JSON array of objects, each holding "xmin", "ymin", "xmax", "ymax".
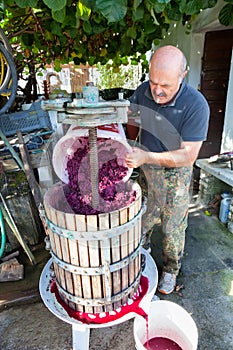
[{"xmin": 156, "ymin": 92, "xmax": 166, "ymax": 97}]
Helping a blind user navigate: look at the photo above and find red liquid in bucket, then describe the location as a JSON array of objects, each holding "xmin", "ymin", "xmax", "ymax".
[{"xmin": 143, "ymin": 337, "xmax": 182, "ymax": 350}]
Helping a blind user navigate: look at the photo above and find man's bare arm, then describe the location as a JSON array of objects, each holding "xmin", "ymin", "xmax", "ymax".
[{"xmin": 125, "ymin": 141, "xmax": 203, "ymax": 168}]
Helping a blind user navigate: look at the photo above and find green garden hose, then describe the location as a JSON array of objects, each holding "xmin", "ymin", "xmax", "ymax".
[{"xmin": 0, "ymin": 208, "xmax": 6, "ymax": 258}]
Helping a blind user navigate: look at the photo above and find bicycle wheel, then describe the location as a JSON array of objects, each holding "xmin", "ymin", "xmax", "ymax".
[
  {"xmin": 0, "ymin": 43, "xmax": 18, "ymax": 114},
  {"xmin": 0, "ymin": 42, "xmax": 17, "ymax": 92},
  {"xmin": 0, "ymin": 46, "xmax": 12, "ymax": 92},
  {"xmin": 0, "ymin": 27, "xmax": 12, "ymax": 53},
  {"xmin": 0, "ymin": 28, "xmax": 14, "ymax": 92}
]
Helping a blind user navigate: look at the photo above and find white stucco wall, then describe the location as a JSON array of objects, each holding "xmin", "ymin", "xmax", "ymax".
[
  {"xmin": 156, "ymin": 0, "xmax": 233, "ymax": 153},
  {"xmin": 154, "ymin": 22, "xmax": 204, "ymax": 89},
  {"xmin": 221, "ymin": 49, "xmax": 233, "ymax": 153}
]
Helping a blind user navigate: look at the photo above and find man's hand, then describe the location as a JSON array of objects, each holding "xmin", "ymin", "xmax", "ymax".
[{"xmin": 125, "ymin": 147, "xmax": 148, "ymax": 168}]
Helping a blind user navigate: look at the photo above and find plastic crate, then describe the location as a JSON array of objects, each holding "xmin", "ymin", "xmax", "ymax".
[{"xmin": 0, "ymin": 101, "xmax": 53, "ymax": 137}]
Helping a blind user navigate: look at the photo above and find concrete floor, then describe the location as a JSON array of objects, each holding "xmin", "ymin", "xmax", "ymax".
[{"xmin": 1, "ymin": 197, "xmax": 233, "ymax": 350}]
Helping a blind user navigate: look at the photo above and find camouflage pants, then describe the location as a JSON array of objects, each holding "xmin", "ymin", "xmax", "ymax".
[{"xmin": 142, "ymin": 165, "xmax": 193, "ymax": 275}]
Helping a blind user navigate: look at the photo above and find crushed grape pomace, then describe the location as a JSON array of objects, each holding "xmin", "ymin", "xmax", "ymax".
[{"xmin": 64, "ymin": 137, "xmax": 136, "ymax": 214}]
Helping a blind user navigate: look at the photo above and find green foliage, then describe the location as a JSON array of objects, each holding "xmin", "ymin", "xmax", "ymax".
[
  {"xmin": 52, "ymin": 7, "xmax": 66, "ymax": 23},
  {"xmin": 97, "ymin": 0, "xmax": 128, "ymax": 23},
  {"xmin": 0, "ymin": 0, "xmax": 231, "ymax": 80},
  {"xmin": 42, "ymin": 0, "xmax": 66, "ymax": 11},
  {"xmin": 15, "ymin": 0, "xmax": 38, "ymax": 7},
  {"xmin": 76, "ymin": 2, "xmax": 91, "ymax": 21},
  {"xmin": 96, "ymin": 61, "xmax": 141, "ymax": 89},
  {"xmin": 219, "ymin": 2, "xmax": 233, "ymax": 26},
  {"xmin": 0, "ymin": 0, "xmax": 5, "ymax": 19}
]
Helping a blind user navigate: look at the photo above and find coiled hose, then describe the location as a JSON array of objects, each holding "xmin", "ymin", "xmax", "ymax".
[{"xmin": 0, "ymin": 207, "xmax": 6, "ymax": 258}]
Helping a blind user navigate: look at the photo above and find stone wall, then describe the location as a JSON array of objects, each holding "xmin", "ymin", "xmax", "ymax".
[
  {"xmin": 198, "ymin": 169, "xmax": 233, "ymax": 234},
  {"xmin": 198, "ymin": 169, "xmax": 232, "ymax": 205}
]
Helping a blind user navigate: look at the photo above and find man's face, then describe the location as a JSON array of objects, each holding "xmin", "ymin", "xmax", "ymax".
[{"xmin": 149, "ymin": 68, "xmax": 182, "ymax": 105}]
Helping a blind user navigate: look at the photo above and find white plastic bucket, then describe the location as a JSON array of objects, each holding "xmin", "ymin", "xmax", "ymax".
[
  {"xmin": 134, "ymin": 300, "xmax": 198, "ymax": 350},
  {"xmin": 52, "ymin": 124, "xmax": 133, "ymax": 183},
  {"xmin": 219, "ymin": 197, "xmax": 232, "ymax": 223}
]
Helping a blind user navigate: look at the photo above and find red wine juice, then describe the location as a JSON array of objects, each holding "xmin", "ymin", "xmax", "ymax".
[{"xmin": 143, "ymin": 336, "xmax": 183, "ymax": 350}]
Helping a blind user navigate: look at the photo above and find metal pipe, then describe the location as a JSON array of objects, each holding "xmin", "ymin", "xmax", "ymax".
[{"xmin": 0, "ymin": 208, "xmax": 6, "ymax": 258}]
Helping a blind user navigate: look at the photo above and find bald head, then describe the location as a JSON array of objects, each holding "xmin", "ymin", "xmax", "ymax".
[
  {"xmin": 149, "ymin": 45, "xmax": 188, "ymax": 105},
  {"xmin": 150, "ymin": 45, "xmax": 187, "ymax": 76}
]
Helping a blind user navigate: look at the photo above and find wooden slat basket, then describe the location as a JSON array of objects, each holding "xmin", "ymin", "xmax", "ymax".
[{"xmin": 42, "ymin": 181, "xmax": 145, "ymax": 314}]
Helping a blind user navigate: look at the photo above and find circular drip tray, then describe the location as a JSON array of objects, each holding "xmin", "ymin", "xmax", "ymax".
[{"xmin": 39, "ymin": 248, "xmax": 158, "ymax": 329}]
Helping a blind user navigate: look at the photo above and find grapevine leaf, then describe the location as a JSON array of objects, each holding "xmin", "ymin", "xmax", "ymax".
[
  {"xmin": 144, "ymin": 15, "xmax": 158, "ymax": 33},
  {"xmin": 134, "ymin": 0, "xmax": 143, "ymax": 9},
  {"xmin": 154, "ymin": 3, "xmax": 166, "ymax": 13},
  {"xmin": 185, "ymin": 0, "xmax": 202, "ymax": 15},
  {"xmin": 92, "ymin": 24, "xmax": 106, "ymax": 34},
  {"xmin": 132, "ymin": 6, "xmax": 144, "ymax": 21},
  {"xmin": 15, "ymin": 0, "xmax": 38, "ymax": 7},
  {"xmin": 79, "ymin": 0, "xmax": 96, "ymax": 10},
  {"xmin": 96, "ymin": 0, "xmax": 127, "ymax": 22},
  {"xmin": 0, "ymin": 0, "xmax": 5, "ymax": 20},
  {"xmin": 179, "ymin": 0, "xmax": 186, "ymax": 13},
  {"xmin": 52, "ymin": 7, "xmax": 66, "ymax": 23},
  {"xmin": 50, "ymin": 21, "xmax": 63, "ymax": 36},
  {"xmin": 83, "ymin": 20, "xmax": 92, "ymax": 34},
  {"xmin": 76, "ymin": 1, "xmax": 91, "ymax": 20},
  {"xmin": 219, "ymin": 3, "xmax": 233, "ymax": 26},
  {"xmin": 201, "ymin": 0, "xmax": 218, "ymax": 9},
  {"xmin": 166, "ymin": 2, "xmax": 182, "ymax": 21},
  {"xmin": 126, "ymin": 26, "xmax": 137, "ymax": 39},
  {"xmin": 21, "ymin": 32, "xmax": 34, "ymax": 46},
  {"xmin": 62, "ymin": 8, "xmax": 78, "ymax": 27},
  {"xmin": 42, "ymin": 0, "xmax": 67, "ymax": 11}
]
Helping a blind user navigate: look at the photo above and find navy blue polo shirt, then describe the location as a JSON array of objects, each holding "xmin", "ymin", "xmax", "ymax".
[{"xmin": 128, "ymin": 80, "xmax": 210, "ymax": 152}]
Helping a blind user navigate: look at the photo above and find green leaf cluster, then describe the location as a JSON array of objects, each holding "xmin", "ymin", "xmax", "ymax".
[
  {"xmin": 0, "ymin": 0, "xmax": 231, "ymax": 78},
  {"xmin": 219, "ymin": 0, "xmax": 233, "ymax": 26}
]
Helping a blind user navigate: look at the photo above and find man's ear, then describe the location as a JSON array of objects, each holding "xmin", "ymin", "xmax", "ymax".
[
  {"xmin": 179, "ymin": 70, "xmax": 188, "ymax": 84},
  {"xmin": 183, "ymin": 70, "xmax": 188, "ymax": 78}
]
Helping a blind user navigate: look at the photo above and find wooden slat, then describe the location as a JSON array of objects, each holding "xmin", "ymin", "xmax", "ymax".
[
  {"xmin": 134, "ymin": 196, "xmax": 141, "ymax": 283},
  {"xmin": 43, "ymin": 204, "xmax": 60, "ymax": 295},
  {"xmin": 99, "ymin": 213, "xmax": 112, "ymax": 312},
  {"xmin": 119, "ymin": 207, "xmax": 129, "ymax": 305},
  {"xmin": 57, "ymin": 211, "xmax": 76, "ymax": 310},
  {"xmin": 50, "ymin": 206, "xmax": 68, "ymax": 305},
  {"xmin": 48, "ymin": 206, "xmax": 61, "ymax": 284},
  {"xmin": 44, "ymin": 203, "xmax": 57, "ymax": 256},
  {"xmin": 128, "ymin": 201, "xmax": 135, "ymax": 298},
  {"xmin": 76, "ymin": 215, "xmax": 93, "ymax": 313},
  {"xmin": 110, "ymin": 210, "xmax": 121, "ymax": 309},
  {"xmin": 87, "ymin": 214, "xmax": 102, "ymax": 313},
  {"xmin": 66, "ymin": 212, "xmax": 83, "ymax": 311}
]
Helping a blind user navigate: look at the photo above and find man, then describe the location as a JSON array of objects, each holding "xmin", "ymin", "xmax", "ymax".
[{"xmin": 125, "ymin": 45, "xmax": 210, "ymax": 294}]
